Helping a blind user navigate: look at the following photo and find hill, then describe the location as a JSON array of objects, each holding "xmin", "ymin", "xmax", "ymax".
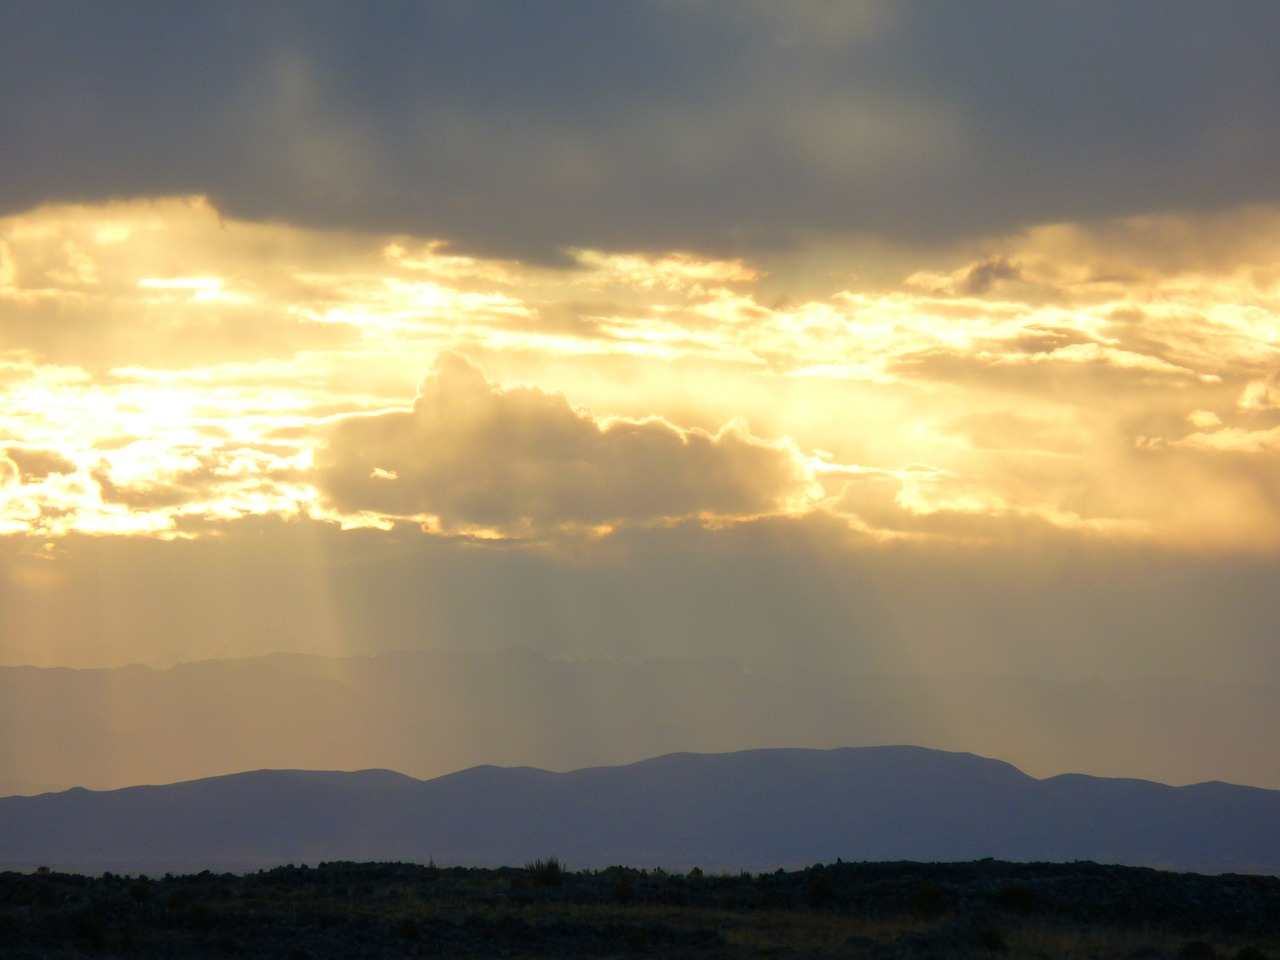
[
  {"xmin": 1, "ymin": 746, "xmax": 1278, "ymax": 876},
  {"xmin": 2, "ymin": 649, "xmax": 1277, "ymax": 796}
]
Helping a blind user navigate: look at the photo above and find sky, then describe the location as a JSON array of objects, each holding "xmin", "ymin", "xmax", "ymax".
[{"xmin": 2, "ymin": 3, "xmax": 1280, "ymax": 787}]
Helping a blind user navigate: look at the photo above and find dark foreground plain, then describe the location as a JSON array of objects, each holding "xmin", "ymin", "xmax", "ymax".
[{"xmin": 2, "ymin": 859, "xmax": 1277, "ymax": 960}]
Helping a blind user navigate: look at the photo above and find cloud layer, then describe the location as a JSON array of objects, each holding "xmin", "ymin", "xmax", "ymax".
[
  {"xmin": 3, "ymin": 198, "xmax": 1280, "ymax": 548},
  {"xmin": 3, "ymin": 4, "xmax": 1278, "ymax": 262}
]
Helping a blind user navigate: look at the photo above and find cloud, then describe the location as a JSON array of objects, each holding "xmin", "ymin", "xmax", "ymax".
[
  {"xmin": 2, "ymin": 4, "xmax": 1278, "ymax": 262},
  {"xmin": 0, "ymin": 197, "xmax": 360, "ymax": 370},
  {"xmin": 2, "ymin": 197, "xmax": 1280, "ymax": 550},
  {"xmin": 1165, "ymin": 426, "xmax": 1280, "ymax": 455},
  {"xmin": 1240, "ymin": 377, "xmax": 1280, "ymax": 413},
  {"xmin": 962, "ymin": 256, "xmax": 1022, "ymax": 295},
  {"xmin": 3, "ymin": 446, "xmax": 74, "ymax": 480},
  {"xmin": 821, "ymin": 462, "xmax": 1134, "ymax": 546},
  {"xmin": 886, "ymin": 341, "xmax": 1211, "ymax": 397},
  {"xmin": 938, "ymin": 410, "xmax": 1081, "ymax": 454},
  {"xmin": 1009, "ymin": 208, "xmax": 1280, "ymax": 293},
  {"xmin": 570, "ymin": 250, "xmax": 760, "ymax": 292},
  {"xmin": 316, "ymin": 353, "xmax": 819, "ymax": 534}
]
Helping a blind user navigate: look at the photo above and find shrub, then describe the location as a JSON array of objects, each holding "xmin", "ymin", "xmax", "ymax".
[
  {"xmin": 528, "ymin": 857, "xmax": 564, "ymax": 887},
  {"xmin": 914, "ymin": 881, "xmax": 946, "ymax": 919},
  {"xmin": 993, "ymin": 882, "xmax": 1034, "ymax": 915},
  {"xmin": 977, "ymin": 926, "xmax": 1009, "ymax": 953},
  {"xmin": 1182, "ymin": 942, "xmax": 1218, "ymax": 960},
  {"xmin": 806, "ymin": 873, "xmax": 835, "ymax": 907}
]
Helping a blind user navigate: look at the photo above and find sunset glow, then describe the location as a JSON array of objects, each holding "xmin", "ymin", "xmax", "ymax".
[
  {"xmin": 2, "ymin": 3, "xmax": 1279, "ymax": 796},
  {"xmin": 5, "ymin": 197, "xmax": 1280, "ymax": 549}
]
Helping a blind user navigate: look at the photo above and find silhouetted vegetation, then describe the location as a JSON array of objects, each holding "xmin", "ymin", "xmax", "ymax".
[
  {"xmin": 527, "ymin": 857, "xmax": 565, "ymax": 887},
  {"xmin": 0, "ymin": 859, "xmax": 1276, "ymax": 958}
]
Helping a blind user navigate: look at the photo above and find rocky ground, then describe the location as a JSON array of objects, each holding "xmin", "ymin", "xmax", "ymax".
[{"xmin": 0, "ymin": 858, "xmax": 1277, "ymax": 959}]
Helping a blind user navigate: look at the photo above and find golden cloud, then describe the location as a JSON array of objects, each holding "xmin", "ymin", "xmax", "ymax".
[
  {"xmin": 1, "ymin": 196, "xmax": 1280, "ymax": 550},
  {"xmin": 315, "ymin": 354, "xmax": 820, "ymax": 535},
  {"xmin": 3, "ymin": 446, "xmax": 77, "ymax": 480}
]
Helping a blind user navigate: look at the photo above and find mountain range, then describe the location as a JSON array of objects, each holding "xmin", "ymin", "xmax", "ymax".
[
  {"xmin": 2, "ymin": 647, "xmax": 1277, "ymax": 797},
  {"xmin": 2, "ymin": 746, "xmax": 1277, "ymax": 876}
]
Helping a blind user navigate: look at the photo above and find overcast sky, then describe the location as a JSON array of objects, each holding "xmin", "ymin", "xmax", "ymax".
[{"xmin": 2, "ymin": 3, "xmax": 1280, "ymax": 785}]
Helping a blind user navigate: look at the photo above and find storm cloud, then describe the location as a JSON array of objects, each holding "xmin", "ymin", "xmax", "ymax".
[{"xmin": 2, "ymin": 3, "xmax": 1278, "ymax": 262}]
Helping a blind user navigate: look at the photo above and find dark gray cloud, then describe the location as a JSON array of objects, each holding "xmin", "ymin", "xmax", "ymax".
[
  {"xmin": 963, "ymin": 256, "xmax": 1021, "ymax": 295},
  {"xmin": 3, "ymin": 2, "xmax": 1278, "ymax": 262}
]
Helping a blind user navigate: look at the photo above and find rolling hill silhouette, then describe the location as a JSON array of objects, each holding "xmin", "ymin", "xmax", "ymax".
[
  {"xmin": 4, "ymin": 649, "xmax": 1277, "ymax": 797},
  {"xmin": 2, "ymin": 746, "xmax": 1277, "ymax": 875}
]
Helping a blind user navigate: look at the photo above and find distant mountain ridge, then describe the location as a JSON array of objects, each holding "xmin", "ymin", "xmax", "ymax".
[
  {"xmin": 2, "ymin": 746, "xmax": 1278, "ymax": 876},
  {"xmin": 3, "ymin": 647, "xmax": 1279, "ymax": 797}
]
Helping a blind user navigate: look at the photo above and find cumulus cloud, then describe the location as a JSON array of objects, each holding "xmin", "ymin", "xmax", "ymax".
[{"xmin": 316, "ymin": 353, "xmax": 819, "ymax": 534}]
